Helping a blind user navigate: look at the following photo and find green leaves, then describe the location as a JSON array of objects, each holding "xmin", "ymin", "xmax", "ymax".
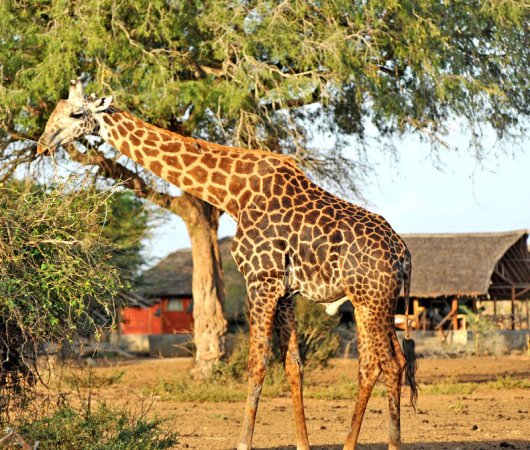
[
  {"xmin": 0, "ymin": 0, "xmax": 528, "ymax": 194},
  {"xmin": 18, "ymin": 402, "xmax": 179, "ymax": 450},
  {"xmin": 103, "ymin": 191, "xmax": 150, "ymax": 283},
  {"xmin": 0, "ymin": 180, "xmax": 122, "ymax": 394}
]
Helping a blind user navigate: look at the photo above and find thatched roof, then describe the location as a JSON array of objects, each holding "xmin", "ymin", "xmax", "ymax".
[
  {"xmin": 135, "ymin": 248, "xmax": 193, "ymax": 300},
  {"xmin": 135, "ymin": 230, "xmax": 530, "ymax": 303},
  {"xmin": 135, "ymin": 237, "xmax": 245, "ymax": 310},
  {"xmin": 402, "ymin": 230, "xmax": 530, "ymax": 298}
]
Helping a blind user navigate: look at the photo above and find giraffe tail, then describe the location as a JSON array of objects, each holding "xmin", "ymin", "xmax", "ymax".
[{"xmin": 401, "ymin": 248, "xmax": 418, "ymax": 408}]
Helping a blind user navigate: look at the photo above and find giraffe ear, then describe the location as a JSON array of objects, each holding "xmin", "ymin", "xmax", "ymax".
[{"xmin": 93, "ymin": 95, "xmax": 113, "ymax": 112}]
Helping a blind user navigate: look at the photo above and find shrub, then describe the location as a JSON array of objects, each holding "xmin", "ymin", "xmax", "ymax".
[
  {"xmin": 462, "ymin": 306, "xmax": 498, "ymax": 355},
  {"xmin": 15, "ymin": 401, "xmax": 178, "ymax": 449},
  {"xmin": 293, "ymin": 296, "xmax": 341, "ymax": 368},
  {"xmin": 213, "ymin": 331, "xmax": 250, "ymax": 381},
  {"xmin": 0, "ymin": 180, "xmax": 122, "ymax": 409},
  {"xmin": 216, "ymin": 295, "xmax": 341, "ymax": 381}
]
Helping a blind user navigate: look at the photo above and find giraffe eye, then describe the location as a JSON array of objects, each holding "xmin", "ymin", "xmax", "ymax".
[{"xmin": 70, "ymin": 111, "xmax": 85, "ymax": 119}]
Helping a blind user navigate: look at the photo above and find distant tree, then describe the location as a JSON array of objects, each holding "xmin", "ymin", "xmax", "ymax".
[
  {"xmin": 103, "ymin": 191, "xmax": 150, "ymax": 285},
  {"xmin": 0, "ymin": 0, "xmax": 528, "ymax": 374}
]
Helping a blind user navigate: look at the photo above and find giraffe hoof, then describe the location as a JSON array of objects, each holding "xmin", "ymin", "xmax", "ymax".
[{"xmin": 237, "ymin": 444, "xmax": 249, "ymax": 450}]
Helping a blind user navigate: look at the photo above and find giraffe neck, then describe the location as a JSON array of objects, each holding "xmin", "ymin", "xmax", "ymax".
[{"xmin": 98, "ymin": 110, "xmax": 297, "ymax": 218}]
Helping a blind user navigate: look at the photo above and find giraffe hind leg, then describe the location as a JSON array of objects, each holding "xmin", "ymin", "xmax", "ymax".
[
  {"xmin": 343, "ymin": 304, "xmax": 382, "ymax": 450},
  {"xmin": 274, "ymin": 296, "xmax": 310, "ymax": 450},
  {"xmin": 382, "ymin": 324, "xmax": 407, "ymax": 450},
  {"xmin": 343, "ymin": 305, "xmax": 406, "ymax": 450}
]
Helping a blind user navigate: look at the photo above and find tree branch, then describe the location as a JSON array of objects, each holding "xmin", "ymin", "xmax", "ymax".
[{"xmin": 64, "ymin": 145, "xmax": 190, "ymax": 216}]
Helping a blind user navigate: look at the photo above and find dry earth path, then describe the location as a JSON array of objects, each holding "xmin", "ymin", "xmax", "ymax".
[{"xmin": 60, "ymin": 355, "xmax": 530, "ymax": 449}]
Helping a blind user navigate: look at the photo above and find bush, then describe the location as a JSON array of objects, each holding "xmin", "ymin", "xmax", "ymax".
[
  {"xmin": 293, "ymin": 296, "xmax": 341, "ymax": 368},
  {"xmin": 462, "ymin": 306, "xmax": 497, "ymax": 355},
  {"xmin": 216, "ymin": 296, "xmax": 341, "ymax": 380},
  {"xmin": 15, "ymin": 401, "xmax": 178, "ymax": 450},
  {"xmin": 0, "ymin": 180, "xmax": 122, "ymax": 406}
]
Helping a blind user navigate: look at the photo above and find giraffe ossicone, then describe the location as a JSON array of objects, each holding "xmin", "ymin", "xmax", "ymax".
[{"xmin": 38, "ymin": 78, "xmax": 417, "ymax": 450}]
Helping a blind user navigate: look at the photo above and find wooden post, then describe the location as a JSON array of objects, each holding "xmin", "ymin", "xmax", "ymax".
[
  {"xmin": 452, "ymin": 297, "xmax": 459, "ymax": 330},
  {"xmin": 526, "ymin": 298, "xmax": 530, "ymax": 333},
  {"xmin": 511, "ymin": 286, "xmax": 516, "ymax": 331},
  {"xmin": 413, "ymin": 299, "xmax": 419, "ymax": 330},
  {"xmin": 494, "ymin": 299, "xmax": 497, "ymax": 324}
]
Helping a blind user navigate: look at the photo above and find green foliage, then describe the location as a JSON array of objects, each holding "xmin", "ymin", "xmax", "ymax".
[
  {"xmin": 222, "ymin": 250, "xmax": 248, "ymax": 322},
  {"xmin": 461, "ymin": 306, "xmax": 497, "ymax": 355},
  {"xmin": 103, "ymin": 191, "xmax": 150, "ymax": 283},
  {"xmin": 0, "ymin": 180, "xmax": 121, "ymax": 397},
  {"xmin": 1, "ymin": 0, "xmax": 528, "ymax": 194},
  {"xmin": 16, "ymin": 402, "xmax": 178, "ymax": 450},
  {"xmin": 213, "ymin": 331, "xmax": 251, "ymax": 381},
  {"xmin": 293, "ymin": 296, "xmax": 341, "ymax": 368},
  {"xmin": 214, "ymin": 297, "xmax": 340, "ymax": 382}
]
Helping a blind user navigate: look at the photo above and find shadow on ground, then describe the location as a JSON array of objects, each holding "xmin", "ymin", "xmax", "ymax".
[{"xmin": 254, "ymin": 441, "xmax": 530, "ymax": 450}]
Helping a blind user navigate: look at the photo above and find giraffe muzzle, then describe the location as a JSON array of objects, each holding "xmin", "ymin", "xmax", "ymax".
[
  {"xmin": 37, "ymin": 131, "xmax": 60, "ymax": 155},
  {"xmin": 36, "ymin": 144, "xmax": 48, "ymax": 155},
  {"xmin": 36, "ymin": 142, "xmax": 55, "ymax": 155}
]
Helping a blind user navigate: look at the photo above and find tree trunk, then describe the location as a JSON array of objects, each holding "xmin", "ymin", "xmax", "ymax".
[
  {"xmin": 62, "ymin": 145, "xmax": 228, "ymax": 377},
  {"xmin": 181, "ymin": 193, "xmax": 227, "ymax": 377}
]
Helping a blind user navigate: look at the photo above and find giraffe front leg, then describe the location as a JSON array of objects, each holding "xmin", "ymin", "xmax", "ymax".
[
  {"xmin": 274, "ymin": 296, "xmax": 310, "ymax": 450},
  {"xmin": 237, "ymin": 283, "xmax": 280, "ymax": 450}
]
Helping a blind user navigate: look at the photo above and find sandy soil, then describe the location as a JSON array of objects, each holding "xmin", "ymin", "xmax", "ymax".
[{"xmin": 65, "ymin": 355, "xmax": 530, "ymax": 449}]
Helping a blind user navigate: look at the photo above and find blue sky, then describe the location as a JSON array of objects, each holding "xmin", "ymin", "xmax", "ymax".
[{"xmin": 143, "ymin": 129, "xmax": 529, "ymax": 268}]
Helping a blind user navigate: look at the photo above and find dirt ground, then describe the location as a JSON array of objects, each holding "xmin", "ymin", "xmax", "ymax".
[{"xmin": 67, "ymin": 355, "xmax": 530, "ymax": 449}]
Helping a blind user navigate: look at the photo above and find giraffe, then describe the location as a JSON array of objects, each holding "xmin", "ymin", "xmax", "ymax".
[{"xmin": 38, "ymin": 79, "xmax": 418, "ymax": 450}]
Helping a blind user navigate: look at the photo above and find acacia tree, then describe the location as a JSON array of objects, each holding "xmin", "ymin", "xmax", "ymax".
[{"xmin": 1, "ymin": 0, "xmax": 528, "ymax": 374}]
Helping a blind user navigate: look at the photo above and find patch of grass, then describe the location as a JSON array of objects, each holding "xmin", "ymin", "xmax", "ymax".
[
  {"xmin": 15, "ymin": 401, "xmax": 178, "ymax": 450},
  {"xmin": 305, "ymin": 379, "xmax": 357, "ymax": 400},
  {"xmin": 148, "ymin": 368, "xmax": 530, "ymax": 403},
  {"xmin": 262, "ymin": 364, "xmax": 290, "ymax": 397},
  {"xmin": 305, "ymin": 378, "xmax": 387, "ymax": 400},
  {"xmin": 150, "ymin": 378, "xmax": 247, "ymax": 402},
  {"xmin": 419, "ymin": 375, "xmax": 530, "ymax": 396},
  {"xmin": 150, "ymin": 365, "xmax": 291, "ymax": 403},
  {"xmin": 62, "ymin": 369, "xmax": 126, "ymax": 390},
  {"xmin": 419, "ymin": 379, "xmax": 478, "ymax": 396},
  {"xmin": 448, "ymin": 399, "xmax": 468, "ymax": 413},
  {"xmin": 486, "ymin": 376, "xmax": 530, "ymax": 390}
]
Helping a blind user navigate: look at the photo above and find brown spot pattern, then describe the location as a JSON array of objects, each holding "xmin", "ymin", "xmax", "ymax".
[{"xmin": 97, "ymin": 110, "xmax": 412, "ymax": 450}]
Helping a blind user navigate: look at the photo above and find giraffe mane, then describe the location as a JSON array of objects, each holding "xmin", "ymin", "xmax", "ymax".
[{"xmin": 105, "ymin": 109, "xmax": 301, "ymax": 170}]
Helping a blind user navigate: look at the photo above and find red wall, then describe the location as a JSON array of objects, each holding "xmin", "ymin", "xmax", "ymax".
[{"xmin": 121, "ymin": 297, "xmax": 193, "ymax": 335}]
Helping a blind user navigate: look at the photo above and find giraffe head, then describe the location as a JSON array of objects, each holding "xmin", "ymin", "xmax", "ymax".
[{"xmin": 37, "ymin": 78, "xmax": 113, "ymax": 155}]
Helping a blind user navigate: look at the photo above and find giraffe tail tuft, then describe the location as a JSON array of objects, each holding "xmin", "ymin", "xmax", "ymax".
[
  {"xmin": 402, "ymin": 248, "xmax": 418, "ymax": 409},
  {"xmin": 402, "ymin": 336, "xmax": 418, "ymax": 409}
]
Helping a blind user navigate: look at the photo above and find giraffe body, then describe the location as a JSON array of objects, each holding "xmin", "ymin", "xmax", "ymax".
[{"xmin": 38, "ymin": 79, "xmax": 417, "ymax": 450}]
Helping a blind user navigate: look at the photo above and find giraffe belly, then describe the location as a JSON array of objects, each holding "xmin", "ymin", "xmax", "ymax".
[{"xmin": 286, "ymin": 262, "xmax": 345, "ymax": 304}]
